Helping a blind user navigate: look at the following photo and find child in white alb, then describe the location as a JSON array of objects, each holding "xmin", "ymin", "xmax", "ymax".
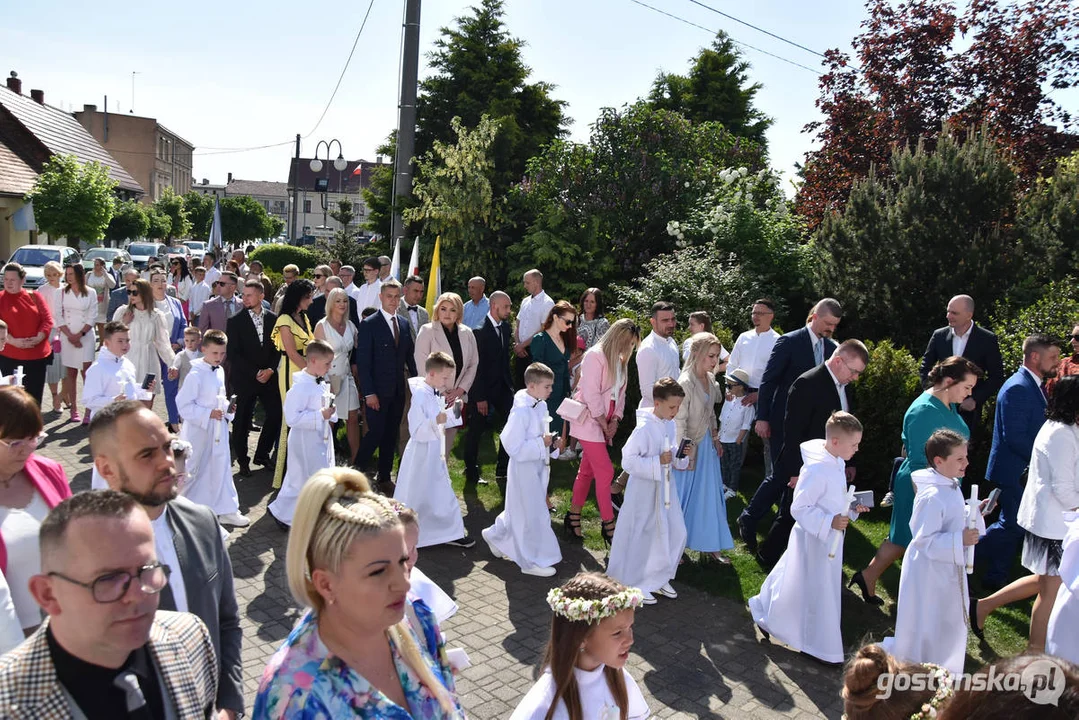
[
  {"xmin": 176, "ymin": 329, "xmax": 247, "ymax": 528},
  {"xmin": 482, "ymin": 362, "xmax": 562, "ymax": 577},
  {"xmin": 168, "ymin": 326, "xmax": 203, "ymax": 391},
  {"xmin": 606, "ymin": 377, "xmax": 689, "ymax": 603},
  {"xmin": 883, "ymin": 429, "xmax": 986, "ymax": 677},
  {"xmin": 395, "ymin": 351, "xmax": 471, "ymax": 548},
  {"xmin": 267, "ymin": 340, "xmax": 337, "ymax": 528},
  {"xmin": 718, "ymin": 368, "xmax": 755, "ymax": 498},
  {"xmin": 749, "ymin": 411, "xmax": 869, "ymax": 665}
]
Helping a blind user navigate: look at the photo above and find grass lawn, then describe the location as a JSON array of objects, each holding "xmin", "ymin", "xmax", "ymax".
[{"xmin": 442, "ymin": 431, "xmax": 1033, "ymax": 672}]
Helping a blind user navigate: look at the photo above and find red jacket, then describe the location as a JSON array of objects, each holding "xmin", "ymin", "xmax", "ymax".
[{"xmin": 0, "ymin": 454, "xmax": 70, "ymax": 574}]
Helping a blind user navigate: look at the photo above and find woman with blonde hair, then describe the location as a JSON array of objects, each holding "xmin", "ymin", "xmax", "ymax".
[
  {"xmin": 255, "ymin": 468, "xmax": 465, "ymax": 719},
  {"xmin": 565, "ymin": 319, "xmax": 640, "ymax": 546},
  {"xmin": 414, "ymin": 292, "xmax": 478, "ymax": 456},
  {"xmin": 314, "ymin": 287, "xmax": 361, "ymax": 459},
  {"xmin": 35, "ymin": 261, "xmax": 65, "ymax": 411}
]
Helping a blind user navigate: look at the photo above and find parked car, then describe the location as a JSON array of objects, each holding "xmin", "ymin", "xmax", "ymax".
[
  {"xmin": 8, "ymin": 245, "xmax": 81, "ymax": 289},
  {"xmin": 81, "ymin": 247, "xmax": 132, "ymax": 271},
  {"xmin": 165, "ymin": 245, "xmax": 191, "ymax": 262},
  {"xmin": 126, "ymin": 242, "xmax": 167, "ymax": 270},
  {"xmin": 183, "ymin": 240, "xmax": 206, "ymax": 256}
]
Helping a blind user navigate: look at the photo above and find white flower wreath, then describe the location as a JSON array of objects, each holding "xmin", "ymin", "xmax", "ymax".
[{"xmin": 546, "ymin": 586, "xmax": 645, "ymax": 623}]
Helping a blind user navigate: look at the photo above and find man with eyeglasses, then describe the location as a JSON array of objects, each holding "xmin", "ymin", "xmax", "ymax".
[
  {"xmin": 0, "ymin": 489, "xmax": 218, "ymax": 718},
  {"xmin": 755, "ymin": 339, "xmax": 869, "ymax": 567},
  {"xmin": 197, "ymin": 272, "xmax": 240, "ymax": 335},
  {"xmin": 353, "ymin": 257, "xmax": 383, "ymax": 313},
  {"xmin": 89, "ymin": 401, "xmax": 244, "ymax": 718},
  {"xmin": 727, "ymin": 299, "xmax": 782, "ymax": 477}
]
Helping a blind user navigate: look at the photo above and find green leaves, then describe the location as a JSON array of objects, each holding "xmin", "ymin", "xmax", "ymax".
[
  {"xmin": 182, "ymin": 192, "xmax": 215, "ymax": 241},
  {"xmin": 105, "ymin": 199, "xmax": 150, "ymax": 243},
  {"xmin": 26, "ymin": 154, "xmax": 117, "ymax": 245},
  {"xmin": 218, "ymin": 195, "xmax": 278, "ymax": 245},
  {"xmin": 151, "ymin": 187, "xmax": 190, "ymax": 242}
]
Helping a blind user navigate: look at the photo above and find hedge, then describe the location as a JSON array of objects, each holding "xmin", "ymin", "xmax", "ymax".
[{"xmin": 248, "ymin": 244, "xmax": 324, "ymax": 273}]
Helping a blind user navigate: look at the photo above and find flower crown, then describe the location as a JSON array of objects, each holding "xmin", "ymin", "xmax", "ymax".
[
  {"xmin": 546, "ymin": 586, "xmax": 645, "ymax": 623},
  {"xmin": 909, "ymin": 664, "xmax": 952, "ymax": 720}
]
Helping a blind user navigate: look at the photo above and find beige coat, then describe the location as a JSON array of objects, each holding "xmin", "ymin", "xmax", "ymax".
[
  {"xmin": 675, "ymin": 369, "xmax": 721, "ymax": 470},
  {"xmin": 414, "ymin": 321, "xmax": 479, "ymax": 398}
]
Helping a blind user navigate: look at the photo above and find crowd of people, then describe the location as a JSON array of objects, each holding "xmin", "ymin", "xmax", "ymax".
[{"xmin": 0, "ymin": 247, "xmax": 1075, "ymax": 718}]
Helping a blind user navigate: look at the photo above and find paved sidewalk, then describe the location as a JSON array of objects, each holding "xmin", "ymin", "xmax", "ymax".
[{"xmin": 43, "ymin": 398, "xmax": 844, "ymax": 719}]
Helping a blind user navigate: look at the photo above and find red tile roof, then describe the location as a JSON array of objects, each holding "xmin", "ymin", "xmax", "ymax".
[{"xmin": 0, "ymin": 139, "xmax": 37, "ymax": 197}]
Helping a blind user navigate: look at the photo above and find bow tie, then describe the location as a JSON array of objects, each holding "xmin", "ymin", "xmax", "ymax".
[
  {"xmin": 316, "ymin": 376, "xmax": 326, "ymax": 384},
  {"xmin": 209, "ymin": 365, "xmax": 220, "ymax": 372},
  {"xmin": 407, "ymin": 305, "xmax": 419, "ymax": 312},
  {"xmin": 532, "ymin": 399, "xmax": 543, "ymax": 408}
]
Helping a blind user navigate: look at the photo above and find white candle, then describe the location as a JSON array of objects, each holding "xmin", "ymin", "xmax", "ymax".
[
  {"xmin": 828, "ymin": 485, "xmax": 858, "ymax": 559},
  {"xmin": 966, "ymin": 484, "xmax": 979, "ymax": 574},
  {"xmin": 663, "ymin": 437, "xmax": 671, "ymax": 509}
]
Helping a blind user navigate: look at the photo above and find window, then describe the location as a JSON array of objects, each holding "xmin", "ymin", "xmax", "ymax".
[{"xmin": 303, "ymin": 200, "xmax": 311, "ymax": 213}]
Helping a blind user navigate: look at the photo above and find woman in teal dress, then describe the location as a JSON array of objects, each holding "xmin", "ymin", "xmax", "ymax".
[
  {"xmin": 850, "ymin": 356, "xmax": 983, "ymax": 605},
  {"xmin": 529, "ymin": 300, "xmax": 576, "ymax": 435}
]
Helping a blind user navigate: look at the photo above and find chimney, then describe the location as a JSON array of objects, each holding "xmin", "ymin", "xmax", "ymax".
[
  {"xmin": 83, "ymin": 104, "xmax": 97, "ymax": 113},
  {"xmin": 5, "ymin": 72, "xmax": 21, "ymax": 94},
  {"xmin": 30, "ymin": 89, "xmax": 44, "ymax": 105},
  {"xmin": 227, "ymin": 172, "xmax": 233, "ymax": 184},
  {"xmin": 201, "ymin": 178, "xmax": 209, "ymax": 185},
  {"xmin": 376, "ymin": 155, "xmax": 383, "ymax": 164}
]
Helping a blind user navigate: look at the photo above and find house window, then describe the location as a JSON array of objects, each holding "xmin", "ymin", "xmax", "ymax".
[{"xmin": 303, "ymin": 200, "xmax": 311, "ymax": 213}]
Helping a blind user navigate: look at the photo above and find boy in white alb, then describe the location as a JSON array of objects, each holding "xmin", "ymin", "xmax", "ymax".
[
  {"xmin": 267, "ymin": 340, "xmax": 338, "ymax": 528},
  {"xmin": 607, "ymin": 377, "xmax": 690, "ymax": 603},
  {"xmin": 168, "ymin": 326, "xmax": 203, "ymax": 390},
  {"xmin": 719, "ymin": 368, "xmax": 755, "ymax": 497},
  {"xmin": 883, "ymin": 429, "xmax": 985, "ymax": 677},
  {"xmin": 176, "ymin": 329, "xmax": 248, "ymax": 528},
  {"xmin": 395, "ymin": 351, "xmax": 472, "ymax": 548},
  {"xmin": 748, "ymin": 412, "xmax": 868, "ymax": 665},
  {"xmin": 482, "ymin": 362, "xmax": 563, "ymax": 577},
  {"xmin": 85, "ymin": 321, "xmax": 152, "ymax": 490}
]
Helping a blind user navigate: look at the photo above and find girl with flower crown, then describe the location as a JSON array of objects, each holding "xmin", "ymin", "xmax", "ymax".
[{"xmin": 511, "ymin": 572, "xmax": 650, "ymax": 720}]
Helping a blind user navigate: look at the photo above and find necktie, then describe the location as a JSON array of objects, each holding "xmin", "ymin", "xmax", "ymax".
[
  {"xmin": 813, "ymin": 340, "xmax": 823, "ymax": 365},
  {"xmin": 392, "ymin": 316, "xmax": 399, "ymax": 347},
  {"xmin": 113, "ymin": 672, "xmax": 154, "ymax": 720},
  {"xmin": 158, "ymin": 577, "xmax": 177, "ymax": 610}
]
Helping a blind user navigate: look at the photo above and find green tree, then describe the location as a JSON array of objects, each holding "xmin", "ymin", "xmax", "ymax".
[
  {"xmin": 105, "ymin": 199, "xmax": 149, "ymax": 244},
  {"xmin": 182, "ymin": 191, "xmax": 215, "ymax": 241},
  {"xmin": 267, "ymin": 216, "xmax": 285, "ymax": 238},
  {"xmin": 1015, "ymin": 151, "xmax": 1079, "ymax": 291},
  {"xmin": 146, "ymin": 208, "xmax": 173, "ymax": 241},
  {"xmin": 25, "ymin": 154, "xmax": 116, "ymax": 245},
  {"xmin": 151, "ymin": 188, "xmax": 191, "ymax": 242},
  {"xmin": 362, "ymin": 133, "xmax": 406, "ymax": 241},
  {"xmin": 405, "ymin": 115, "xmax": 502, "ymax": 289},
  {"xmin": 646, "ymin": 31, "xmax": 773, "ymax": 147},
  {"xmin": 330, "ymin": 198, "xmax": 357, "ymax": 240},
  {"xmin": 218, "ymin": 195, "xmax": 275, "ymax": 245}
]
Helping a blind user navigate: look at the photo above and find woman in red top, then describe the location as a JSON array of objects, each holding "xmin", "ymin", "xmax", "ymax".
[
  {"xmin": 1046, "ymin": 323, "xmax": 1079, "ymax": 398},
  {"xmin": 0, "ymin": 264, "xmax": 54, "ymax": 406}
]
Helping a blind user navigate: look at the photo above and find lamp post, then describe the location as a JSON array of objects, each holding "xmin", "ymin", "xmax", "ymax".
[{"xmin": 310, "ymin": 140, "xmax": 347, "ymax": 238}]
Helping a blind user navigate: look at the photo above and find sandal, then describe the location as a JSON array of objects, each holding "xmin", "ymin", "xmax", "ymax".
[
  {"xmin": 563, "ymin": 511, "xmax": 583, "ymax": 542},
  {"xmin": 601, "ymin": 519, "xmax": 617, "ymax": 547}
]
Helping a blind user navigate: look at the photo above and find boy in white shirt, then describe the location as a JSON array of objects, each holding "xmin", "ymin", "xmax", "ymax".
[
  {"xmin": 719, "ymin": 368, "xmax": 755, "ymax": 498},
  {"xmin": 482, "ymin": 362, "xmax": 563, "ymax": 576},
  {"xmin": 176, "ymin": 329, "xmax": 248, "ymax": 528},
  {"xmin": 395, "ymin": 351, "xmax": 472, "ymax": 548},
  {"xmin": 267, "ymin": 340, "xmax": 338, "ymax": 529},
  {"xmin": 168, "ymin": 326, "xmax": 203, "ymax": 390},
  {"xmin": 187, "ymin": 266, "xmax": 213, "ymax": 325},
  {"xmin": 606, "ymin": 377, "xmax": 690, "ymax": 603}
]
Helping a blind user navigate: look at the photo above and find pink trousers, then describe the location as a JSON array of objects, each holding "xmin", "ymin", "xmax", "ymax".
[{"xmin": 572, "ymin": 439, "xmax": 615, "ymax": 521}]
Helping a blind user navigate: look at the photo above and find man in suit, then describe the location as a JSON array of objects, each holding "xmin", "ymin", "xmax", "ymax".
[
  {"xmin": 198, "ymin": 272, "xmax": 241, "ymax": 334},
  {"xmin": 738, "ymin": 298, "xmax": 843, "ymax": 552},
  {"xmin": 353, "ymin": 279, "xmax": 417, "ymax": 490},
  {"xmin": 306, "ymin": 276, "xmax": 360, "ymax": 330},
  {"xmin": 107, "ymin": 267, "xmax": 139, "ymax": 322},
  {"xmin": 756, "ymin": 339, "xmax": 868, "ymax": 565},
  {"xmin": 226, "ymin": 280, "xmax": 282, "ymax": 477},
  {"xmin": 464, "ymin": 290, "xmax": 514, "ymax": 488},
  {"xmin": 4, "ymin": 489, "xmax": 219, "ymax": 719},
  {"xmin": 978, "ymin": 334, "xmax": 1060, "ymax": 589},
  {"xmin": 920, "ymin": 294, "xmax": 1005, "ymax": 434},
  {"xmin": 396, "ymin": 275, "xmax": 429, "ymax": 456}
]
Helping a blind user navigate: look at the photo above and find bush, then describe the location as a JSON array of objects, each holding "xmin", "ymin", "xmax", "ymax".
[
  {"xmin": 852, "ymin": 340, "xmax": 922, "ymax": 493},
  {"xmin": 992, "ymin": 277, "xmax": 1079, "ymax": 372},
  {"xmin": 248, "ymin": 244, "xmax": 324, "ymax": 273}
]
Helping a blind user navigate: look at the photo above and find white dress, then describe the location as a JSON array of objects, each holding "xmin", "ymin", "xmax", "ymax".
[
  {"xmin": 1047, "ymin": 512, "xmax": 1079, "ymax": 665},
  {"xmin": 113, "ymin": 305, "xmax": 175, "ymax": 394},
  {"xmin": 882, "ymin": 468, "xmax": 986, "ymax": 677},
  {"xmin": 607, "ymin": 409, "xmax": 689, "ymax": 593},
  {"xmin": 36, "ymin": 284, "xmax": 65, "ymax": 384},
  {"xmin": 0, "ymin": 568, "xmax": 23, "ymax": 655},
  {"xmin": 0, "ymin": 493, "xmax": 47, "ymax": 630},
  {"xmin": 482, "ymin": 389, "xmax": 561, "ymax": 571},
  {"xmin": 394, "ymin": 377, "xmax": 465, "ymax": 547},
  {"xmin": 316, "ymin": 318, "xmax": 360, "ymax": 413},
  {"xmin": 59, "ymin": 289, "xmax": 97, "ymax": 367},
  {"xmin": 176, "ymin": 359, "xmax": 239, "ymax": 516},
  {"xmin": 409, "ymin": 566, "xmax": 458, "ymax": 624},
  {"xmin": 510, "ymin": 664, "xmax": 650, "ymax": 720},
  {"xmin": 748, "ymin": 439, "xmax": 858, "ymax": 664},
  {"xmin": 268, "ymin": 371, "xmax": 337, "ymax": 526},
  {"xmin": 86, "ymin": 271, "xmax": 115, "ymax": 323}
]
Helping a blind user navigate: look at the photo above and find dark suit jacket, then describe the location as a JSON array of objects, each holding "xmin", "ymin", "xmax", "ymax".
[
  {"xmin": 307, "ymin": 293, "xmax": 360, "ymax": 330},
  {"xmin": 777, "ymin": 364, "xmax": 855, "ymax": 481},
  {"xmin": 159, "ymin": 496, "xmax": 243, "ymax": 714},
  {"xmin": 107, "ymin": 285, "xmax": 129, "ymax": 323},
  {"xmin": 356, "ymin": 311, "xmax": 416, "ymax": 400},
  {"xmin": 919, "ymin": 323, "xmax": 1005, "ymax": 406},
  {"xmin": 226, "ymin": 308, "xmax": 281, "ymax": 397},
  {"xmin": 986, "ymin": 369, "xmax": 1047, "ymax": 486},
  {"xmin": 470, "ymin": 316, "xmax": 514, "ymax": 406},
  {"xmin": 756, "ymin": 326, "xmax": 837, "ymax": 429}
]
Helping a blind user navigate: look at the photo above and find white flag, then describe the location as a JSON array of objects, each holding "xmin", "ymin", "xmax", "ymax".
[
  {"xmin": 408, "ymin": 238, "xmax": 420, "ymax": 278},
  {"xmin": 389, "ymin": 237, "xmax": 402, "ymax": 281}
]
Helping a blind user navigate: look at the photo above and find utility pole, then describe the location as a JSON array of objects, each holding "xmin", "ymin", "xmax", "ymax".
[
  {"xmin": 390, "ymin": 0, "xmax": 421, "ymax": 245},
  {"xmin": 131, "ymin": 71, "xmax": 140, "ymax": 114},
  {"xmin": 290, "ymin": 133, "xmax": 301, "ymax": 240}
]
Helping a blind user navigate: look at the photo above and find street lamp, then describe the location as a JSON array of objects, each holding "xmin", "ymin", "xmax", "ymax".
[{"xmin": 309, "ymin": 139, "xmax": 347, "ymax": 231}]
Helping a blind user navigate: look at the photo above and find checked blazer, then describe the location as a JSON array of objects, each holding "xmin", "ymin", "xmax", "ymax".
[{"xmin": 0, "ymin": 611, "xmax": 218, "ymax": 719}]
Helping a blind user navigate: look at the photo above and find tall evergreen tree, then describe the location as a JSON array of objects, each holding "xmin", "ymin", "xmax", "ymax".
[{"xmin": 647, "ymin": 31, "xmax": 773, "ymax": 147}]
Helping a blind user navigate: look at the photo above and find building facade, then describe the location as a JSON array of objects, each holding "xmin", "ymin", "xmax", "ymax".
[
  {"xmin": 225, "ymin": 177, "xmax": 288, "ymax": 233},
  {"xmin": 286, "ymin": 157, "xmax": 386, "ymax": 242}
]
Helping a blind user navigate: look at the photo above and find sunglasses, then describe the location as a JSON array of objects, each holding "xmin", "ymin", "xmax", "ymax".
[
  {"xmin": 313, "ymin": 273, "xmax": 325, "ymax": 279},
  {"xmin": 128, "ymin": 288, "xmax": 138, "ymax": 295}
]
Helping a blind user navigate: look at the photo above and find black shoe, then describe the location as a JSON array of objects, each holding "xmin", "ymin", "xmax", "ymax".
[
  {"xmin": 738, "ymin": 516, "xmax": 758, "ymax": 553},
  {"xmin": 611, "ymin": 492, "xmax": 625, "ymax": 514},
  {"xmin": 167, "ymin": 423, "xmax": 180, "ymax": 434},
  {"xmin": 446, "ymin": 535, "xmax": 475, "ymax": 548},
  {"xmin": 970, "ymin": 595, "xmax": 985, "ymax": 640},
  {"xmin": 755, "ymin": 622, "xmax": 770, "ymax": 641},
  {"xmin": 252, "ymin": 455, "xmax": 272, "ymax": 467},
  {"xmin": 563, "ymin": 511, "xmax": 583, "ymax": 543},
  {"xmin": 477, "ymin": 477, "xmax": 490, "ymax": 485},
  {"xmin": 601, "ymin": 519, "xmax": 617, "ymax": 547},
  {"xmin": 755, "ymin": 550, "xmax": 774, "ymax": 569},
  {"xmin": 268, "ymin": 510, "xmax": 290, "ymax": 532},
  {"xmin": 847, "ymin": 570, "xmax": 885, "ymax": 607},
  {"xmin": 237, "ymin": 463, "xmax": 252, "ymax": 478}
]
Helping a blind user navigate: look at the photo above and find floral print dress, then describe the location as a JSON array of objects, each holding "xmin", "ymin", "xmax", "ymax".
[{"xmin": 254, "ymin": 599, "xmax": 465, "ymax": 719}]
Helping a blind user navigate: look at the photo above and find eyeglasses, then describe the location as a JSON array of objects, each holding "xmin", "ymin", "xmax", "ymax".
[
  {"xmin": 0, "ymin": 431, "xmax": 46, "ymax": 452},
  {"xmin": 840, "ymin": 356, "xmax": 865, "ymax": 380},
  {"xmin": 313, "ymin": 273, "xmax": 324, "ymax": 279},
  {"xmin": 48, "ymin": 562, "xmax": 171, "ymax": 604},
  {"xmin": 751, "ymin": 310, "xmax": 774, "ymax": 316},
  {"xmin": 128, "ymin": 288, "xmax": 139, "ymax": 295},
  {"xmin": 363, "ymin": 268, "xmax": 378, "ymax": 274},
  {"xmin": 562, "ymin": 318, "xmax": 576, "ymax": 326}
]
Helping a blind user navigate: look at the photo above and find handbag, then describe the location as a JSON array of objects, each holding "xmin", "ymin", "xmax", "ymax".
[{"xmin": 556, "ymin": 397, "xmax": 589, "ymax": 424}]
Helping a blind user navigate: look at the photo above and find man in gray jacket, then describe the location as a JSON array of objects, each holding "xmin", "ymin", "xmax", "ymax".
[{"xmin": 89, "ymin": 401, "xmax": 244, "ymax": 719}]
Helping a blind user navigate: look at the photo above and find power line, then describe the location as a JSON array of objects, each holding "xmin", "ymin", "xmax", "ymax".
[
  {"xmin": 303, "ymin": 0, "xmax": 379, "ymax": 139},
  {"xmin": 629, "ymin": 0, "xmax": 821, "ymax": 75},
  {"xmin": 683, "ymin": 0, "xmax": 827, "ymax": 59}
]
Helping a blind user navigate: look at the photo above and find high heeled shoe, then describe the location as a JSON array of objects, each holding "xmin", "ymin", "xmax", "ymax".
[
  {"xmin": 563, "ymin": 511, "xmax": 583, "ymax": 543},
  {"xmin": 970, "ymin": 595, "xmax": 985, "ymax": 640},
  {"xmin": 847, "ymin": 571, "xmax": 885, "ymax": 606},
  {"xmin": 601, "ymin": 519, "xmax": 617, "ymax": 547}
]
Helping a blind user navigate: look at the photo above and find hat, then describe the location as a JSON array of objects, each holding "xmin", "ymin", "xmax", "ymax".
[{"xmin": 725, "ymin": 368, "xmax": 750, "ymax": 387}]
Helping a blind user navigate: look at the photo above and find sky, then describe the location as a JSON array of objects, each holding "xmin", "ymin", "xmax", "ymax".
[{"xmin": 3, "ymin": 0, "xmax": 1074, "ymax": 194}]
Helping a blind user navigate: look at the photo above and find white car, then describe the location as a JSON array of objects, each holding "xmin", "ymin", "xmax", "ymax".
[
  {"xmin": 8, "ymin": 245, "xmax": 81, "ymax": 289},
  {"xmin": 127, "ymin": 242, "xmax": 167, "ymax": 270}
]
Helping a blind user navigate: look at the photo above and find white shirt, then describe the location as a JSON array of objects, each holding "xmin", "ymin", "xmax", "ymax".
[
  {"xmin": 719, "ymin": 397, "xmax": 756, "ymax": 443},
  {"xmin": 151, "ymin": 507, "xmax": 188, "ymax": 613},
  {"xmin": 353, "ymin": 279, "xmax": 383, "ymax": 312},
  {"xmin": 188, "ymin": 281, "xmax": 212, "ymax": 316},
  {"xmin": 636, "ymin": 331, "xmax": 681, "ymax": 408},
  {"xmin": 248, "ymin": 308, "xmax": 265, "ymax": 344},
  {"xmin": 952, "ymin": 322, "xmax": 974, "ymax": 357},
  {"xmin": 728, "ymin": 327, "xmax": 780, "ymax": 389},
  {"xmin": 203, "ymin": 266, "xmax": 221, "ymax": 286},
  {"xmin": 380, "ymin": 308, "xmax": 399, "ymax": 339},
  {"xmin": 0, "ymin": 568, "xmax": 23, "ymax": 655},
  {"xmin": 510, "ymin": 664, "xmax": 649, "ymax": 720},
  {"xmin": 0, "ymin": 493, "xmax": 47, "ymax": 629},
  {"xmin": 516, "ymin": 290, "xmax": 554, "ymax": 343},
  {"xmin": 826, "ymin": 363, "xmax": 849, "ymax": 412}
]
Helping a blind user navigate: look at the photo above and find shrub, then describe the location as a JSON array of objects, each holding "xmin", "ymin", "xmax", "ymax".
[
  {"xmin": 992, "ymin": 277, "xmax": 1079, "ymax": 372},
  {"xmin": 852, "ymin": 340, "xmax": 922, "ymax": 493},
  {"xmin": 248, "ymin": 244, "xmax": 324, "ymax": 273}
]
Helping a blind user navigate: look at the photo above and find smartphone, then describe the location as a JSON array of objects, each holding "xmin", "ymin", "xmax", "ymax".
[
  {"xmin": 141, "ymin": 373, "xmax": 155, "ymax": 390},
  {"xmin": 982, "ymin": 487, "xmax": 1002, "ymax": 517},
  {"xmin": 675, "ymin": 438, "xmax": 692, "ymax": 459},
  {"xmin": 226, "ymin": 395, "xmax": 238, "ymax": 415}
]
